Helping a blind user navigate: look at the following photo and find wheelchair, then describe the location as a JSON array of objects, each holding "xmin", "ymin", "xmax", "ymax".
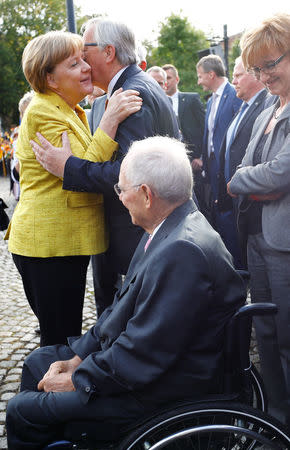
[{"xmin": 44, "ymin": 301, "xmax": 290, "ymax": 449}]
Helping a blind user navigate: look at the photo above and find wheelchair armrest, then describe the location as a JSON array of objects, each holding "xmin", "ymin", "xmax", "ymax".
[
  {"xmin": 232, "ymin": 303, "xmax": 278, "ymax": 320},
  {"xmin": 236, "ymin": 270, "xmax": 250, "ymax": 283},
  {"xmin": 224, "ymin": 302, "xmax": 278, "ymax": 391}
]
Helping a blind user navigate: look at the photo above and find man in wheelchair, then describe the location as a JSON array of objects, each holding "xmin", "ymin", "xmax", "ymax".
[{"xmin": 6, "ymin": 136, "xmax": 246, "ymax": 449}]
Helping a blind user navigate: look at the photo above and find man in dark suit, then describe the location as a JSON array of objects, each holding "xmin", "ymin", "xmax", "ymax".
[
  {"xmin": 217, "ymin": 57, "xmax": 270, "ymax": 268},
  {"xmin": 196, "ymin": 55, "xmax": 242, "ymax": 232},
  {"xmin": 162, "ymin": 63, "xmax": 205, "ymax": 209},
  {"xmin": 162, "ymin": 64, "xmax": 205, "ymax": 160},
  {"xmin": 6, "ymin": 136, "xmax": 245, "ymax": 449},
  {"xmin": 32, "ymin": 18, "xmax": 180, "ymax": 316}
]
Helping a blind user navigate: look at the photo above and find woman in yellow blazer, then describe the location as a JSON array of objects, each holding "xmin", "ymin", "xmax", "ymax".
[{"xmin": 5, "ymin": 31, "xmax": 141, "ymax": 346}]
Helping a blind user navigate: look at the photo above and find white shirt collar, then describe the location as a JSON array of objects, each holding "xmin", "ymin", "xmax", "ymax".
[
  {"xmin": 107, "ymin": 66, "xmax": 129, "ymax": 98},
  {"xmin": 215, "ymin": 78, "xmax": 228, "ymax": 97},
  {"xmin": 150, "ymin": 219, "xmax": 166, "ymax": 240},
  {"xmin": 170, "ymin": 90, "xmax": 179, "ymax": 99}
]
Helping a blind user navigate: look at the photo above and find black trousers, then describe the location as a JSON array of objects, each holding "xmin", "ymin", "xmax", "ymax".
[
  {"xmin": 12, "ymin": 254, "xmax": 90, "ymax": 346},
  {"xmin": 6, "ymin": 345, "xmax": 147, "ymax": 449},
  {"xmin": 91, "ymin": 253, "xmax": 122, "ymax": 317}
]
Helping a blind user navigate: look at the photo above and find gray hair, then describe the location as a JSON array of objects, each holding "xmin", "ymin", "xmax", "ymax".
[
  {"xmin": 18, "ymin": 90, "xmax": 34, "ymax": 118},
  {"xmin": 147, "ymin": 66, "xmax": 167, "ymax": 83},
  {"xmin": 82, "ymin": 18, "xmax": 137, "ymax": 66},
  {"xmin": 196, "ymin": 54, "xmax": 226, "ymax": 77},
  {"xmin": 136, "ymin": 44, "xmax": 147, "ymax": 64},
  {"xmin": 123, "ymin": 136, "xmax": 193, "ymax": 204}
]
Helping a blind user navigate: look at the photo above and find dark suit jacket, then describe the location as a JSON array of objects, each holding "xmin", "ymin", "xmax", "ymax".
[
  {"xmin": 218, "ymin": 89, "xmax": 269, "ymax": 212},
  {"xmin": 70, "ymin": 199, "xmax": 245, "ymax": 406},
  {"xmin": 202, "ymin": 82, "xmax": 242, "ymax": 179},
  {"xmin": 63, "ymin": 65, "xmax": 180, "ymax": 273},
  {"xmin": 177, "ymin": 92, "xmax": 205, "ymax": 160},
  {"xmin": 87, "ymin": 94, "xmax": 107, "ymax": 132}
]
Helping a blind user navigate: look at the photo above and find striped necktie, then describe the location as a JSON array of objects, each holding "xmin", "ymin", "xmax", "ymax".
[{"xmin": 144, "ymin": 235, "xmax": 152, "ymax": 252}]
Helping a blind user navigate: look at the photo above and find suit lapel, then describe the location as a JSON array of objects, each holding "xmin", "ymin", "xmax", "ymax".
[
  {"xmin": 112, "ymin": 65, "xmax": 142, "ymax": 93},
  {"xmin": 118, "ymin": 199, "xmax": 197, "ymax": 299},
  {"xmin": 214, "ymin": 84, "xmax": 229, "ymax": 126},
  {"xmin": 234, "ymin": 90, "xmax": 267, "ymax": 140},
  {"xmin": 178, "ymin": 93, "xmax": 186, "ymax": 119}
]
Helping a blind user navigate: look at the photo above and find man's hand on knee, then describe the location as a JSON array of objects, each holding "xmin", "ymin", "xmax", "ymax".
[{"xmin": 38, "ymin": 355, "xmax": 82, "ymax": 392}]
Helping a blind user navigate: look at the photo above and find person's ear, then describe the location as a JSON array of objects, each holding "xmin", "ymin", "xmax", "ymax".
[
  {"xmin": 46, "ymin": 72, "xmax": 57, "ymax": 90},
  {"xmin": 141, "ymin": 184, "xmax": 154, "ymax": 208},
  {"xmin": 104, "ymin": 45, "xmax": 116, "ymax": 63}
]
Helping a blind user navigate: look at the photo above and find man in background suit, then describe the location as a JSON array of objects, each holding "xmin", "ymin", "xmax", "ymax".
[
  {"xmin": 7, "ymin": 136, "xmax": 245, "ymax": 449},
  {"xmin": 32, "ymin": 18, "xmax": 179, "ymax": 317},
  {"xmin": 162, "ymin": 64, "xmax": 205, "ymax": 161},
  {"xmin": 196, "ymin": 55, "xmax": 242, "ymax": 230},
  {"xmin": 162, "ymin": 64, "xmax": 205, "ymax": 208},
  {"xmin": 147, "ymin": 66, "xmax": 167, "ymax": 91},
  {"xmin": 217, "ymin": 57, "xmax": 269, "ymax": 267}
]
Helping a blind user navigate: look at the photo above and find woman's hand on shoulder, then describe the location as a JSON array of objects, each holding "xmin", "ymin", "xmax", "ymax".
[
  {"xmin": 99, "ymin": 87, "xmax": 143, "ymax": 139},
  {"xmin": 105, "ymin": 87, "xmax": 143, "ymax": 124}
]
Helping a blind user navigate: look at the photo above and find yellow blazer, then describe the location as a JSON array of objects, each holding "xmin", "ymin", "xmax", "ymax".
[{"xmin": 5, "ymin": 91, "xmax": 118, "ymax": 257}]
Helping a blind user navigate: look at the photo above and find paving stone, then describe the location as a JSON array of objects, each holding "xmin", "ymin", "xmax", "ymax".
[
  {"xmin": 0, "ymin": 383, "xmax": 19, "ymax": 393},
  {"xmin": 0, "ymin": 437, "xmax": 7, "ymax": 449},
  {"xmin": 0, "ymin": 393, "xmax": 15, "ymax": 402}
]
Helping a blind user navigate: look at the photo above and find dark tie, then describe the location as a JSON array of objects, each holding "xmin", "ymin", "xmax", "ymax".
[{"xmin": 224, "ymin": 102, "xmax": 248, "ymax": 182}]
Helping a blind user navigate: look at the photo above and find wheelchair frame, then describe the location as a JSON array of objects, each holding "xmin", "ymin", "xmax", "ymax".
[{"xmin": 45, "ymin": 301, "xmax": 290, "ymax": 449}]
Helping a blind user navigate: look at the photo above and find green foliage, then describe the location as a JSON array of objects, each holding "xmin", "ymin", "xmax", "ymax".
[
  {"xmin": 0, "ymin": 0, "xmax": 71, "ymax": 129},
  {"xmin": 146, "ymin": 13, "xmax": 209, "ymax": 100}
]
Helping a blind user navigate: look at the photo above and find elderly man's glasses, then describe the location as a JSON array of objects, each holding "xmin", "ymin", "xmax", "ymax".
[
  {"xmin": 84, "ymin": 43, "xmax": 99, "ymax": 47},
  {"xmin": 114, "ymin": 183, "xmax": 141, "ymax": 196},
  {"xmin": 251, "ymin": 53, "xmax": 286, "ymax": 78}
]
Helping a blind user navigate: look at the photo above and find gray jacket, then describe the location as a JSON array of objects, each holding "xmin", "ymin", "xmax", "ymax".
[{"xmin": 230, "ymin": 102, "xmax": 290, "ymax": 251}]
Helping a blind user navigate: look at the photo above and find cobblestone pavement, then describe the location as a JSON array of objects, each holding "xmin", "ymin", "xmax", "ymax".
[{"xmin": 0, "ymin": 174, "xmax": 260, "ymax": 449}]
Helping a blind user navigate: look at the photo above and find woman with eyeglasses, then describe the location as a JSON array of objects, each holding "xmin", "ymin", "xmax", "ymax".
[
  {"xmin": 227, "ymin": 13, "xmax": 290, "ymax": 426},
  {"xmin": 4, "ymin": 31, "xmax": 142, "ymax": 347}
]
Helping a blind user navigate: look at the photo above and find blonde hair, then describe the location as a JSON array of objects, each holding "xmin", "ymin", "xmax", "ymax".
[
  {"xmin": 241, "ymin": 13, "xmax": 290, "ymax": 69},
  {"xmin": 22, "ymin": 31, "xmax": 83, "ymax": 93}
]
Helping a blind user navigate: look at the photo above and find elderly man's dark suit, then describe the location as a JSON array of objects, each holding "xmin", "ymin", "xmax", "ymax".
[
  {"xmin": 217, "ymin": 89, "xmax": 269, "ymax": 267},
  {"xmin": 6, "ymin": 199, "xmax": 245, "ymax": 448},
  {"xmin": 63, "ymin": 65, "xmax": 179, "ymax": 314}
]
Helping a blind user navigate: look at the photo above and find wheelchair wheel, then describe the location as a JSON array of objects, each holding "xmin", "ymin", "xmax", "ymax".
[
  {"xmin": 118, "ymin": 401, "xmax": 290, "ymax": 449},
  {"xmin": 249, "ymin": 364, "xmax": 267, "ymax": 412}
]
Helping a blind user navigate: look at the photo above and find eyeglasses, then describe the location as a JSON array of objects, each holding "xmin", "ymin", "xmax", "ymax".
[
  {"xmin": 251, "ymin": 53, "xmax": 286, "ymax": 78},
  {"xmin": 84, "ymin": 43, "xmax": 99, "ymax": 47},
  {"xmin": 114, "ymin": 183, "xmax": 141, "ymax": 196}
]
